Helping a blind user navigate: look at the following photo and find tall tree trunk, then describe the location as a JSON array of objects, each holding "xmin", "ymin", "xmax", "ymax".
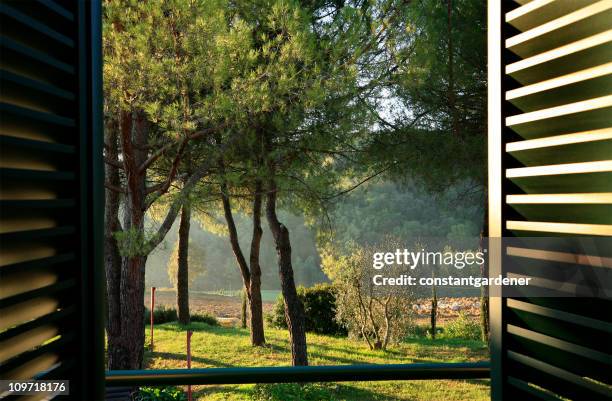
[
  {"xmin": 119, "ymin": 252, "xmax": 147, "ymax": 369},
  {"xmin": 177, "ymin": 203, "xmax": 191, "ymax": 325},
  {"xmin": 266, "ymin": 179, "xmax": 308, "ymax": 366},
  {"xmin": 220, "ymin": 174, "xmax": 266, "ymax": 345},
  {"xmin": 241, "ymin": 290, "xmax": 248, "ymax": 329},
  {"xmin": 109, "ymin": 110, "xmax": 149, "ymax": 370},
  {"xmin": 220, "ymin": 180, "xmax": 252, "ymax": 295},
  {"xmin": 480, "ymin": 190, "xmax": 490, "ymax": 343},
  {"xmin": 104, "ymin": 119, "xmax": 124, "ymax": 369},
  {"xmin": 249, "ymin": 180, "xmax": 265, "ymax": 345},
  {"xmin": 105, "ymin": 107, "xmax": 201, "ymax": 368},
  {"xmin": 430, "ymin": 282, "xmax": 437, "ymax": 339}
]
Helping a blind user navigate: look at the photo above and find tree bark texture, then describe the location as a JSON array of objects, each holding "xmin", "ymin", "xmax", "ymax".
[
  {"xmin": 266, "ymin": 179, "xmax": 308, "ymax": 366},
  {"xmin": 104, "ymin": 119, "xmax": 124, "ymax": 369},
  {"xmin": 431, "ymin": 284, "xmax": 438, "ymax": 340},
  {"xmin": 177, "ymin": 203, "xmax": 191, "ymax": 325},
  {"xmin": 108, "ymin": 110, "xmax": 149, "ymax": 370},
  {"xmin": 248, "ymin": 180, "xmax": 265, "ymax": 345},
  {"xmin": 220, "ymin": 175, "xmax": 266, "ymax": 345}
]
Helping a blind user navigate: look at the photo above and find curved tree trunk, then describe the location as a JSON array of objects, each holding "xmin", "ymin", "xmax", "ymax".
[
  {"xmin": 177, "ymin": 203, "xmax": 191, "ymax": 325},
  {"xmin": 249, "ymin": 180, "xmax": 265, "ymax": 345},
  {"xmin": 220, "ymin": 172, "xmax": 266, "ymax": 346},
  {"xmin": 266, "ymin": 179, "xmax": 308, "ymax": 366},
  {"xmin": 220, "ymin": 179, "xmax": 251, "ymax": 293}
]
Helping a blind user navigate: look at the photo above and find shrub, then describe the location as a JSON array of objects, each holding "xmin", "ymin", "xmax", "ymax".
[
  {"xmin": 441, "ymin": 312, "xmax": 481, "ymax": 340},
  {"xmin": 136, "ymin": 386, "xmax": 186, "ymax": 401},
  {"xmin": 267, "ymin": 284, "xmax": 347, "ymax": 336},
  {"xmin": 144, "ymin": 305, "xmax": 178, "ymax": 325},
  {"xmin": 144, "ymin": 307, "xmax": 219, "ymax": 326},
  {"xmin": 190, "ymin": 313, "xmax": 219, "ymax": 326},
  {"xmin": 321, "ymin": 241, "xmax": 415, "ymax": 350}
]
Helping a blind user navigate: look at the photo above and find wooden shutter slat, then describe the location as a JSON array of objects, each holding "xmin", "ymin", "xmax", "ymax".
[
  {"xmin": 507, "ymin": 303, "xmax": 611, "ymax": 353},
  {"xmin": 0, "ymin": 334, "xmax": 73, "ymax": 377},
  {"xmin": 0, "ymin": 136, "xmax": 76, "ymax": 154},
  {"xmin": 0, "ymin": 168, "xmax": 75, "ymax": 181},
  {"xmin": 35, "ymin": 0, "xmax": 74, "ymax": 21},
  {"xmin": 1, "ymin": 36, "xmax": 74, "ymax": 75},
  {"xmin": 0, "ymin": 2, "xmax": 103, "ymax": 397},
  {"xmin": 0, "ymin": 307, "xmax": 74, "ymax": 343},
  {"xmin": 506, "ymin": 32, "xmax": 612, "ymax": 85},
  {"xmin": 507, "ymin": 140, "xmax": 612, "ymax": 165},
  {"xmin": 506, "ymin": 1, "xmax": 612, "ymax": 58},
  {"xmin": 508, "ymin": 171, "xmax": 612, "ymax": 193},
  {"xmin": 506, "ymin": 220, "xmax": 612, "ymax": 235},
  {"xmin": 0, "ymin": 3, "xmax": 74, "ymax": 48},
  {"xmin": 507, "ymin": 324, "xmax": 610, "ymax": 363},
  {"xmin": 0, "ymin": 226, "xmax": 76, "ymax": 241},
  {"xmin": 1, "ymin": 69, "xmax": 74, "ymax": 101},
  {"xmin": 506, "ymin": 0, "xmax": 595, "ymax": 32},
  {"xmin": 2, "ymin": 353, "xmax": 60, "ymax": 381},
  {"xmin": 508, "ymin": 299, "xmax": 612, "ymax": 332},
  {"xmin": 507, "ymin": 193, "xmax": 612, "ymax": 204},
  {"xmin": 0, "ymin": 325, "xmax": 60, "ymax": 363},
  {"xmin": 505, "ymin": 204, "xmax": 612, "ymax": 224},
  {"xmin": 0, "ymin": 297, "xmax": 59, "ymax": 332},
  {"xmin": 491, "ymin": 2, "xmax": 612, "ymax": 396},
  {"xmin": 506, "ymin": 160, "xmax": 612, "ymax": 178},
  {"xmin": 0, "ymin": 103, "xmax": 75, "ymax": 127},
  {"xmin": 507, "ymin": 376, "xmax": 564, "ymax": 401},
  {"xmin": 0, "ymin": 279, "xmax": 75, "ymax": 310},
  {"xmin": 507, "ymin": 351, "xmax": 610, "ymax": 399}
]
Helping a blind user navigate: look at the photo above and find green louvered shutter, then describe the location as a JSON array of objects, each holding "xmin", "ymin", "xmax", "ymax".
[
  {"xmin": 0, "ymin": 1, "xmax": 104, "ymax": 399},
  {"xmin": 489, "ymin": 0, "xmax": 612, "ymax": 400}
]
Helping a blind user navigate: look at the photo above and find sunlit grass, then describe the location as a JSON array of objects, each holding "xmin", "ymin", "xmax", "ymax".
[{"xmin": 144, "ymin": 322, "xmax": 489, "ymax": 400}]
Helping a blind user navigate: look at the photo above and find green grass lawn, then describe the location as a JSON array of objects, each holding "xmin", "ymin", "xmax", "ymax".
[{"xmin": 144, "ymin": 322, "xmax": 489, "ymax": 400}]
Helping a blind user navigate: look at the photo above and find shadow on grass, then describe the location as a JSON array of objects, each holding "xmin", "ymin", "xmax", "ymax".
[
  {"xmin": 308, "ymin": 338, "xmax": 486, "ymax": 360},
  {"xmin": 193, "ymin": 384, "xmax": 253, "ymax": 399},
  {"xmin": 145, "ymin": 351, "xmax": 235, "ymax": 368},
  {"xmin": 251, "ymin": 382, "xmax": 400, "ymax": 401}
]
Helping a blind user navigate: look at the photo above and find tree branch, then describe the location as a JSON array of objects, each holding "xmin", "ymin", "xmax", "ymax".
[
  {"xmin": 324, "ymin": 166, "xmax": 391, "ymax": 200},
  {"xmin": 144, "ymin": 129, "xmax": 240, "ymax": 251},
  {"xmin": 105, "ymin": 182, "xmax": 127, "ymax": 194},
  {"xmin": 104, "ymin": 156, "xmax": 124, "ymax": 169},
  {"xmin": 138, "ymin": 123, "xmax": 227, "ymax": 173}
]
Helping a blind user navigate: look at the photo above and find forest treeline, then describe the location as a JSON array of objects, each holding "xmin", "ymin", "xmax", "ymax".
[
  {"xmin": 147, "ymin": 179, "xmax": 482, "ymax": 291},
  {"xmin": 103, "ymin": 0, "xmax": 485, "ymax": 370}
]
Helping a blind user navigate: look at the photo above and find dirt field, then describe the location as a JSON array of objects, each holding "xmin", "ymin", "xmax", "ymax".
[{"xmin": 145, "ymin": 289, "xmax": 481, "ymax": 325}]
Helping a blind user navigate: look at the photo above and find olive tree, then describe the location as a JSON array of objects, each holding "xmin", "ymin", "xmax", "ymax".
[{"xmin": 321, "ymin": 240, "xmax": 415, "ymax": 350}]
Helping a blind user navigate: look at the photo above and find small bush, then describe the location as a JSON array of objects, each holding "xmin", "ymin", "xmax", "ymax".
[
  {"xmin": 190, "ymin": 313, "xmax": 219, "ymax": 326},
  {"xmin": 441, "ymin": 312, "xmax": 481, "ymax": 340},
  {"xmin": 266, "ymin": 284, "xmax": 347, "ymax": 336},
  {"xmin": 144, "ymin": 305, "xmax": 178, "ymax": 325},
  {"xmin": 136, "ymin": 386, "xmax": 186, "ymax": 401}
]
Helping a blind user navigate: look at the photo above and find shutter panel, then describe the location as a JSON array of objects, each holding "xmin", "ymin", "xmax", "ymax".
[
  {"xmin": 489, "ymin": 1, "xmax": 612, "ymax": 400},
  {"xmin": 0, "ymin": 1, "xmax": 104, "ymax": 399}
]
